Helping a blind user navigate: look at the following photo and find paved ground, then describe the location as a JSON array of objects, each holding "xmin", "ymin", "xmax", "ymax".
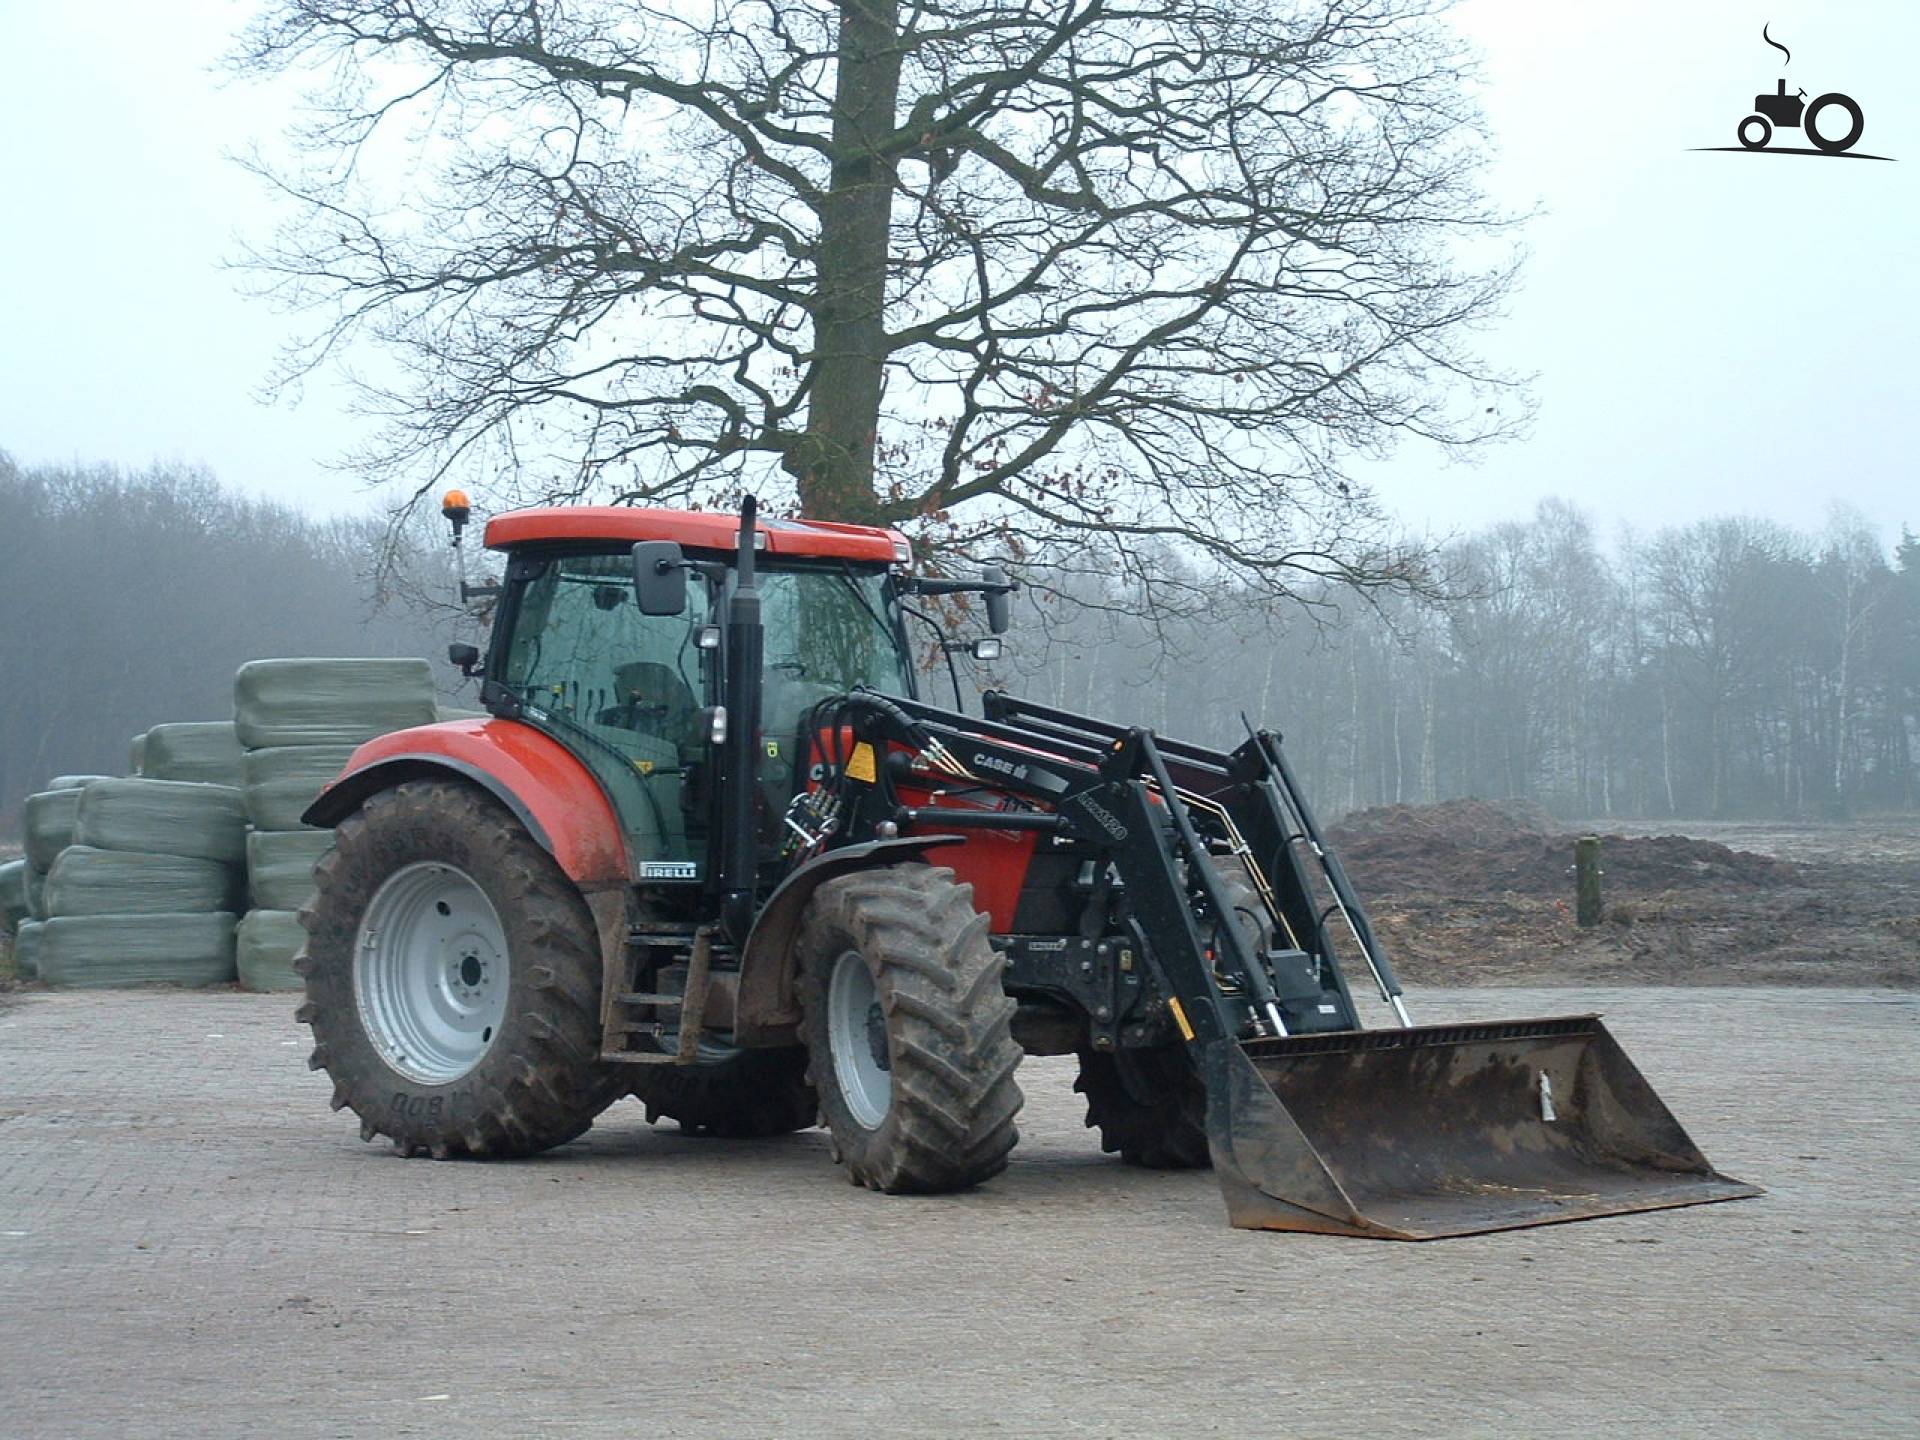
[{"xmin": 1, "ymin": 985, "xmax": 1914, "ymax": 1438}]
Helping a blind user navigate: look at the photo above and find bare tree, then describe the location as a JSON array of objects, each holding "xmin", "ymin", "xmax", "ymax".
[{"xmin": 239, "ymin": 0, "xmax": 1521, "ymax": 607}]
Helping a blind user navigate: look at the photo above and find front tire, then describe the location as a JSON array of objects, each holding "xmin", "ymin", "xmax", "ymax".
[
  {"xmin": 298, "ymin": 780, "xmax": 626, "ymax": 1158},
  {"xmin": 1074, "ymin": 855, "xmax": 1265, "ymax": 1169},
  {"xmin": 796, "ymin": 864, "xmax": 1023, "ymax": 1193},
  {"xmin": 1075, "ymin": 1045, "xmax": 1210, "ymax": 1168}
]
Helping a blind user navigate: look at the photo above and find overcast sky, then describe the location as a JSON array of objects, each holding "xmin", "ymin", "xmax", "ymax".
[{"xmin": 1, "ymin": 1, "xmax": 1913, "ymax": 547}]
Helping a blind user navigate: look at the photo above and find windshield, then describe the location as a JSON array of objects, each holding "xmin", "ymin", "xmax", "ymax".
[{"xmin": 758, "ymin": 566, "xmax": 913, "ymax": 741}]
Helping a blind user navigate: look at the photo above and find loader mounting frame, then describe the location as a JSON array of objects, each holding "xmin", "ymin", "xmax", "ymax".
[{"xmin": 786, "ymin": 688, "xmax": 1760, "ymax": 1238}]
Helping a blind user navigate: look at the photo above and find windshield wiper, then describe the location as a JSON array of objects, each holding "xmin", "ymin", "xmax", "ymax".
[{"xmin": 835, "ymin": 565, "xmax": 900, "ymax": 652}]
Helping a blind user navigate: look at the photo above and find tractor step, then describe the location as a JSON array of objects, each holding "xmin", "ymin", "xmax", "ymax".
[
  {"xmin": 599, "ymin": 925, "xmax": 716, "ymax": 1066},
  {"xmin": 601, "ymin": 1050, "xmax": 684, "ymax": 1065}
]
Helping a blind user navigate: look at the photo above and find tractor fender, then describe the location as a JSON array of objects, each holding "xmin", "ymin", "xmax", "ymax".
[
  {"xmin": 732, "ymin": 835, "xmax": 965, "ymax": 1045},
  {"xmin": 300, "ymin": 719, "xmax": 631, "ymax": 891}
]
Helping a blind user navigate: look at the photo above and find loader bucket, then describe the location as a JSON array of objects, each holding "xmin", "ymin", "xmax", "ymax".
[{"xmin": 1201, "ymin": 1016, "xmax": 1760, "ymax": 1240}]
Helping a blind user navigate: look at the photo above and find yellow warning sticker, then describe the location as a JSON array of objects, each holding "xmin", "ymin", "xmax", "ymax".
[
  {"xmin": 846, "ymin": 742, "xmax": 878, "ymax": 784},
  {"xmin": 1169, "ymin": 996, "xmax": 1196, "ymax": 1042}
]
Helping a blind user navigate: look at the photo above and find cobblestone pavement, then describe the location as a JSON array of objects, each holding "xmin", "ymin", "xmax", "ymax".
[{"xmin": 1, "ymin": 986, "xmax": 1914, "ymax": 1438}]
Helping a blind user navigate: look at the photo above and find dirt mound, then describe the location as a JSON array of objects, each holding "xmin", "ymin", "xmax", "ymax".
[
  {"xmin": 1333, "ymin": 797, "xmax": 1557, "ymax": 846},
  {"xmin": 1320, "ymin": 808, "xmax": 1915, "ymax": 988},
  {"xmin": 1593, "ymin": 833, "xmax": 1799, "ymax": 891},
  {"xmin": 1329, "ymin": 800, "xmax": 1798, "ymax": 899}
]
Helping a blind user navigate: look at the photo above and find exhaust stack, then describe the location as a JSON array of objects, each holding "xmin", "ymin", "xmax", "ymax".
[{"xmin": 720, "ymin": 496, "xmax": 763, "ymax": 944}]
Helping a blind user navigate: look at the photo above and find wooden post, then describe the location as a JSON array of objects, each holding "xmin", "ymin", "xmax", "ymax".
[{"xmin": 1575, "ymin": 835, "xmax": 1603, "ymax": 927}]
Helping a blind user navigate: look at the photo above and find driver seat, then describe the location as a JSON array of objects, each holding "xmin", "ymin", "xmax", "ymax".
[{"xmin": 600, "ymin": 661, "xmax": 701, "ymax": 752}]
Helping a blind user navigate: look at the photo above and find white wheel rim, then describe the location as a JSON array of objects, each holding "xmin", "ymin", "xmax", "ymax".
[
  {"xmin": 353, "ymin": 861, "xmax": 509, "ymax": 1084},
  {"xmin": 827, "ymin": 948, "xmax": 890, "ymax": 1129}
]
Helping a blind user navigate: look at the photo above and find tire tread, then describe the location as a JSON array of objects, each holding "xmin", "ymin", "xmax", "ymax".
[{"xmin": 796, "ymin": 864, "xmax": 1023, "ymax": 1194}]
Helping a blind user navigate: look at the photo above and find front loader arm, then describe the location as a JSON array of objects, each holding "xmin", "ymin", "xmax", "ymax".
[
  {"xmin": 806, "ymin": 689, "xmax": 1361, "ymax": 1046},
  {"xmin": 779, "ymin": 687, "xmax": 1760, "ymax": 1239}
]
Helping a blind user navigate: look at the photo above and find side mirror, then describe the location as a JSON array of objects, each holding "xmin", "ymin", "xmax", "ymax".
[
  {"xmin": 981, "ymin": 565, "xmax": 1011, "ymax": 634},
  {"xmin": 632, "ymin": 541, "xmax": 688, "ymax": 616},
  {"xmin": 447, "ymin": 642, "xmax": 482, "ymax": 677}
]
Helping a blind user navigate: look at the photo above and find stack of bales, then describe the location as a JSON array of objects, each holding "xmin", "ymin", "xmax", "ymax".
[
  {"xmin": 236, "ymin": 659, "xmax": 438, "ymax": 991},
  {"xmin": 8, "ymin": 775, "xmax": 110, "ymax": 979},
  {"xmin": 138, "ymin": 722, "xmax": 246, "ymax": 788},
  {"xmin": 1, "ymin": 860, "xmax": 31, "ymax": 934},
  {"xmin": 2, "ymin": 849, "xmax": 43, "ymax": 975},
  {"xmin": 31, "ymin": 728, "xmax": 249, "ymax": 987}
]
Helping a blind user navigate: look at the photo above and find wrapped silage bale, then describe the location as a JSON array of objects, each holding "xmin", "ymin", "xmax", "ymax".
[
  {"xmin": 233, "ymin": 657, "xmax": 437, "ymax": 750},
  {"xmin": 72, "ymin": 779, "xmax": 247, "ymax": 866},
  {"xmin": 24, "ymin": 788, "xmax": 87, "ymax": 870},
  {"xmin": 48, "ymin": 774, "xmax": 112, "ymax": 790},
  {"xmin": 436, "ymin": 704, "xmax": 488, "ymax": 722},
  {"xmin": 35, "ymin": 912, "xmax": 237, "ymax": 988},
  {"xmin": 12, "ymin": 919, "xmax": 44, "ymax": 979},
  {"xmin": 237, "ymin": 909, "xmax": 305, "ymax": 992},
  {"xmin": 1, "ymin": 859, "xmax": 30, "ymax": 934},
  {"xmin": 246, "ymin": 829, "xmax": 332, "ymax": 911},
  {"xmin": 139, "ymin": 722, "xmax": 245, "ymax": 787},
  {"xmin": 44, "ymin": 846, "xmax": 235, "ymax": 918},
  {"xmin": 130, "ymin": 731, "xmax": 148, "ymax": 776},
  {"xmin": 242, "ymin": 746, "xmax": 357, "ymax": 831}
]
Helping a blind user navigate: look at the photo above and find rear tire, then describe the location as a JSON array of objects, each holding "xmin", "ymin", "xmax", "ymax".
[
  {"xmin": 298, "ymin": 780, "xmax": 627, "ymax": 1158},
  {"xmin": 630, "ymin": 1047, "xmax": 817, "ymax": 1137},
  {"xmin": 796, "ymin": 864, "xmax": 1023, "ymax": 1193},
  {"xmin": 1805, "ymin": 93, "xmax": 1863, "ymax": 153}
]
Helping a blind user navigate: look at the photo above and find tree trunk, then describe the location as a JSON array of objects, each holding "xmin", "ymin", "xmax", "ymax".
[
  {"xmin": 1346, "ymin": 646, "xmax": 1361, "ymax": 814},
  {"xmin": 796, "ymin": 0, "xmax": 903, "ymax": 523},
  {"xmin": 1421, "ymin": 670, "xmax": 1436, "ymax": 804},
  {"xmin": 1660, "ymin": 687, "xmax": 1676, "ymax": 816},
  {"xmin": 1390, "ymin": 666, "xmax": 1404, "ymax": 805}
]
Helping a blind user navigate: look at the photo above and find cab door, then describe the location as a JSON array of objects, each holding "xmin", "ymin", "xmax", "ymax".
[{"xmin": 493, "ymin": 550, "xmax": 715, "ymax": 881}]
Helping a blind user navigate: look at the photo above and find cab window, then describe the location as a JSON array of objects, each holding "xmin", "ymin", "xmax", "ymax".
[
  {"xmin": 500, "ymin": 552, "xmax": 713, "ymax": 870},
  {"xmin": 758, "ymin": 566, "xmax": 913, "ymax": 741}
]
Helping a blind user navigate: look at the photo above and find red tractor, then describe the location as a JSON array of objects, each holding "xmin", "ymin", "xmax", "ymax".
[{"xmin": 297, "ymin": 497, "xmax": 1755, "ymax": 1238}]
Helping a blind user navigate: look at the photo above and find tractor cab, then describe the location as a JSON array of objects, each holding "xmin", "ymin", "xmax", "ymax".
[{"xmin": 454, "ymin": 502, "xmax": 1004, "ymax": 901}]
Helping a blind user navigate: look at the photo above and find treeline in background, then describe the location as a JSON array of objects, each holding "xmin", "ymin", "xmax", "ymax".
[
  {"xmin": 0, "ymin": 455, "xmax": 461, "ymax": 832},
  {"xmin": 5, "ymin": 458, "xmax": 1914, "ymax": 834},
  {"xmin": 1010, "ymin": 501, "xmax": 1920, "ymax": 821}
]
